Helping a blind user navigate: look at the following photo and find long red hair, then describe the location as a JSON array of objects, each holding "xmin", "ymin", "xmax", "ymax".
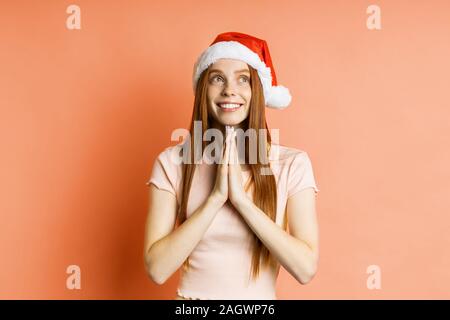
[{"xmin": 177, "ymin": 64, "xmax": 286, "ymax": 280}]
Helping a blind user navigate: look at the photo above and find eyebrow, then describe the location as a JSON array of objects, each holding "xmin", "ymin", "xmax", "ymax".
[{"xmin": 209, "ymin": 69, "xmax": 250, "ymax": 75}]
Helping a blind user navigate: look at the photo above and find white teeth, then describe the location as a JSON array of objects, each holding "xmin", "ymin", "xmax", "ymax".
[{"xmin": 218, "ymin": 103, "xmax": 242, "ymax": 109}]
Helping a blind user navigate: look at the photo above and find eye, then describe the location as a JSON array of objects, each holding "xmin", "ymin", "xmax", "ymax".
[
  {"xmin": 211, "ymin": 75, "xmax": 224, "ymax": 82},
  {"xmin": 240, "ymin": 76, "xmax": 250, "ymax": 83}
]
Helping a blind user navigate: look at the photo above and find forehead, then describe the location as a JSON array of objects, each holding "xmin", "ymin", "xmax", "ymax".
[{"xmin": 209, "ymin": 58, "xmax": 249, "ymax": 72}]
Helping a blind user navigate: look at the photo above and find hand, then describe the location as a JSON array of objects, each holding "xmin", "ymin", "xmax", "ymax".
[
  {"xmin": 209, "ymin": 127, "xmax": 233, "ymax": 205},
  {"xmin": 228, "ymin": 130, "xmax": 249, "ymax": 206}
]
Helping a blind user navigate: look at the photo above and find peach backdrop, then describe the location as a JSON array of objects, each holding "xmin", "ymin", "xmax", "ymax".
[{"xmin": 1, "ymin": 0, "xmax": 449, "ymax": 299}]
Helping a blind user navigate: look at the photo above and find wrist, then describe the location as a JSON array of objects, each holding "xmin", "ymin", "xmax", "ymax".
[
  {"xmin": 230, "ymin": 194, "xmax": 251, "ymax": 209},
  {"xmin": 207, "ymin": 194, "xmax": 226, "ymax": 208}
]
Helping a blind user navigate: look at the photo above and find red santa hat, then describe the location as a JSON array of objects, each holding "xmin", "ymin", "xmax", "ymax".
[{"xmin": 192, "ymin": 31, "xmax": 292, "ymax": 109}]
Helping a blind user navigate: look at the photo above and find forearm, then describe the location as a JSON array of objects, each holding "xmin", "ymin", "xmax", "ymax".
[
  {"xmin": 234, "ymin": 197, "xmax": 317, "ymax": 284},
  {"xmin": 146, "ymin": 196, "xmax": 224, "ymax": 284}
]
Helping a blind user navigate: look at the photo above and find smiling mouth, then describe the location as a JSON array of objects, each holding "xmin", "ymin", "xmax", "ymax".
[{"xmin": 217, "ymin": 103, "xmax": 243, "ymax": 112}]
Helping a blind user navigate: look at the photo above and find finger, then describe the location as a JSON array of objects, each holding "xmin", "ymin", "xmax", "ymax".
[
  {"xmin": 233, "ymin": 131, "xmax": 238, "ymax": 164},
  {"xmin": 220, "ymin": 130, "xmax": 230, "ymax": 164},
  {"xmin": 224, "ymin": 130, "xmax": 232, "ymax": 167},
  {"xmin": 228, "ymin": 132, "xmax": 234, "ymax": 166},
  {"xmin": 229, "ymin": 131, "xmax": 237, "ymax": 166},
  {"xmin": 220, "ymin": 135, "xmax": 227, "ymax": 166}
]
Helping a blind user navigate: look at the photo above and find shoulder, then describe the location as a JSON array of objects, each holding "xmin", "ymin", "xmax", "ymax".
[
  {"xmin": 147, "ymin": 144, "xmax": 184, "ymax": 196},
  {"xmin": 151, "ymin": 143, "xmax": 185, "ymax": 184},
  {"xmin": 269, "ymin": 143, "xmax": 312, "ymax": 166},
  {"xmin": 156, "ymin": 143, "xmax": 184, "ymax": 167},
  {"xmin": 275, "ymin": 145, "xmax": 319, "ymax": 195}
]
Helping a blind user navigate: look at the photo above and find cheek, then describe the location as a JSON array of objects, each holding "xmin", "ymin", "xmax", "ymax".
[
  {"xmin": 244, "ymin": 89, "xmax": 252, "ymax": 103},
  {"xmin": 206, "ymin": 89, "xmax": 217, "ymax": 107},
  {"xmin": 244, "ymin": 104, "xmax": 251, "ymax": 115},
  {"xmin": 246, "ymin": 94, "xmax": 252, "ymax": 105},
  {"xmin": 206, "ymin": 87, "xmax": 213, "ymax": 100},
  {"xmin": 207, "ymin": 85, "xmax": 221, "ymax": 95}
]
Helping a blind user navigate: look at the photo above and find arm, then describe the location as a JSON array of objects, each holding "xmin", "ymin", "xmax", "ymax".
[
  {"xmin": 143, "ymin": 185, "xmax": 224, "ymax": 285},
  {"xmin": 232, "ymin": 187, "xmax": 319, "ymax": 284},
  {"xmin": 144, "ymin": 131, "xmax": 233, "ymax": 285},
  {"xmin": 227, "ymin": 132, "xmax": 319, "ymax": 284}
]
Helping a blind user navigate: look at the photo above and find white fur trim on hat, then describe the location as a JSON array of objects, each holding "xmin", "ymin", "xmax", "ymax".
[{"xmin": 192, "ymin": 41, "xmax": 291, "ymax": 109}]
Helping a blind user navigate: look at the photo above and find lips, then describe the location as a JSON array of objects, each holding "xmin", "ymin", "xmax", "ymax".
[{"xmin": 217, "ymin": 102, "xmax": 243, "ymax": 112}]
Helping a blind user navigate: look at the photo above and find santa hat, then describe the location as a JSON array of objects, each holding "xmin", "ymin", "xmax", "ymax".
[{"xmin": 192, "ymin": 32, "xmax": 292, "ymax": 109}]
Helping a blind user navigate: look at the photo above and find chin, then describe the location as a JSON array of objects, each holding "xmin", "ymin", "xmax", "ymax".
[
  {"xmin": 217, "ymin": 117, "xmax": 246, "ymax": 126},
  {"xmin": 215, "ymin": 110, "xmax": 248, "ymax": 124}
]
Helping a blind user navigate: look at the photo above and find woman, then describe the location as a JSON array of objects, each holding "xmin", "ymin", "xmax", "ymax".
[{"xmin": 144, "ymin": 32, "xmax": 320, "ymax": 300}]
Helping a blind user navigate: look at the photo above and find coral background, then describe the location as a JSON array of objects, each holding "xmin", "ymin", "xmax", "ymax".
[{"xmin": 1, "ymin": 0, "xmax": 449, "ymax": 299}]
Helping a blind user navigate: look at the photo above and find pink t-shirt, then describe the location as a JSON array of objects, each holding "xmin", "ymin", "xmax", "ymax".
[{"xmin": 146, "ymin": 143, "xmax": 319, "ymax": 300}]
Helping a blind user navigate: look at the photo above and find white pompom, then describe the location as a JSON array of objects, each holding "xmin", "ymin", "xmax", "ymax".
[{"xmin": 266, "ymin": 85, "xmax": 292, "ymax": 109}]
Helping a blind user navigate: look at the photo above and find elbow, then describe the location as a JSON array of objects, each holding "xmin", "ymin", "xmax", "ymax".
[
  {"xmin": 152, "ymin": 275, "xmax": 167, "ymax": 286},
  {"xmin": 295, "ymin": 259, "xmax": 318, "ymax": 285},
  {"xmin": 297, "ymin": 270, "xmax": 316, "ymax": 285},
  {"xmin": 147, "ymin": 267, "xmax": 167, "ymax": 285},
  {"xmin": 145, "ymin": 262, "xmax": 167, "ymax": 285},
  {"xmin": 144, "ymin": 254, "xmax": 167, "ymax": 285}
]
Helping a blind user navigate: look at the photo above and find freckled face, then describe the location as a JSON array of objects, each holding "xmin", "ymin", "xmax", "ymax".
[{"xmin": 206, "ymin": 59, "xmax": 252, "ymax": 126}]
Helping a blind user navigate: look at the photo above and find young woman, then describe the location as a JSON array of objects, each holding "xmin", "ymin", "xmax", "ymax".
[{"xmin": 143, "ymin": 32, "xmax": 320, "ymax": 300}]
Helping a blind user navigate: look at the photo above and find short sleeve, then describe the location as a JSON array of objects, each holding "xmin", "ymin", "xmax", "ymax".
[
  {"xmin": 287, "ymin": 151, "xmax": 319, "ymax": 198},
  {"xmin": 145, "ymin": 147, "xmax": 179, "ymax": 196}
]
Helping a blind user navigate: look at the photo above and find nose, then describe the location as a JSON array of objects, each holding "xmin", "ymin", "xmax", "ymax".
[{"xmin": 221, "ymin": 81, "xmax": 237, "ymax": 96}]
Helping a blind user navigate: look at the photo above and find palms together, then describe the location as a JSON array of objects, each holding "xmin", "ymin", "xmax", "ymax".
[{"xmin": 211, "ymin": 127, "xmax": 248, "ymax": 206}]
